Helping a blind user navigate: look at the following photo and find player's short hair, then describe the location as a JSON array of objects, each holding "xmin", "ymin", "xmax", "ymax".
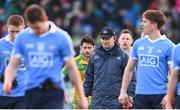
[
  {"xmin": 80, "ymin": 35, "xmax": 95, "ymax": 46},
  {"xmin": 7, "ymin": 15, "xmax": 24, "ymax": 26},
  {"xmin": 119, "ymin": 29, "xmax": 133, "ymax": 39},
  {"xmin": 142, "ymin": 10, "xmax": 166, "ymax": 29},
  {"xmin": 24, "ymin": 4, "xmax": 47, "ymax": 23}
]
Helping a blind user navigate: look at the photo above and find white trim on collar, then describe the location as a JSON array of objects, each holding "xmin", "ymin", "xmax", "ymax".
[
  {"xmin": 29, "ymin": 21, "xmax": 57, "ymax": 37},
  {"xmin": 4, "ymin": 35, "xmax": 14, "ymax": 45},
  {"xmin": 146, "ymin": 34, "xmax": 167, "ymax": 43}
]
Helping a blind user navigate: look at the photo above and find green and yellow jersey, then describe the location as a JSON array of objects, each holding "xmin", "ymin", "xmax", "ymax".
[{"xmin": 62, "ymin": 55, "xmax": 91, "ymax": 109}]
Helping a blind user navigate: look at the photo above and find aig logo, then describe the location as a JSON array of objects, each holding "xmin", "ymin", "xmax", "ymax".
[
  {"xmin": 28, "ymin": 52, "xmax": 53, "ymax": 68},
  {"xmin": 139, "ymin": 54, "xmax": 159, "ymax": 67}
]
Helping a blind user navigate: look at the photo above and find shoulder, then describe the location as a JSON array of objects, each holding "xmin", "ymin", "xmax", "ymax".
[
  {"xmin": 75, "ymin": 55, "xmax": 82, "ymax": 62},
  {"xmin": 0, "ymin": 37, "xmax": 6, "ymax": 44},
  {"xmin": 164, "ymin": 38, "xmax": 175, "ymax": 47},
  {"xmin": 174, "ymin": 43, "xmax": 180, "ymax": 52},
  {"xmin": 175, "ymin": 43, "xmax": 180, "ymax": 49},
  {"xmin": 134, "ymin": 37, "xmax": 146, "ymax": 44},
  {"xmin": 19, "ymin": 28, "xmax": 31, "ymax": 35},
  {"xmin": 54, "ymin": 26, "xmax": 71, "ymax": 40},
  {"xmin": 0, "ymin": 37, "xmax": 8, "ymax": 48},
  {"xmin": 16, "ymin": 28, "xmax": 32, "ymax": 40}
]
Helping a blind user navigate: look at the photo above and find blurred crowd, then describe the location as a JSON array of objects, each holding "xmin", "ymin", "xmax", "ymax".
[{"xmin": 0, "ymin": 0, "xmax": 180, "ymax": 45}]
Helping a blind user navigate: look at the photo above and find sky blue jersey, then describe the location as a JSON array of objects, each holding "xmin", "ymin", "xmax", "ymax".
[
  {"xmin": 172, "ymin": 43, "xmax": 180, "ymax": 95},
  {"xmin": 131, "ymin": 35, "xmax": 175, "ymax": 94},
  {"xmin": 0, "ymin": 36, "xmax": 26, "ymax": 97},
  {"xmin": 12, "ymin": 21, "xmax": 75, "ymax": 90}
]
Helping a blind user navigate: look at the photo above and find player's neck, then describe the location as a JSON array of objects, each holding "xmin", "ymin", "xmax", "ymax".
[
  {"xmin": 8, "ymin": 35, "xmax": 15, "ymax": 42},
  {"xmin": 148, "ymin": 29, "xmax": 161, "ymax": 40},
  {"xmin": 126, "ymin": 48, "xmax": 131, "ymax": 53},
  {"xmin": 43, "ymin": 21, "xmax": 50, "ymax": 33}
]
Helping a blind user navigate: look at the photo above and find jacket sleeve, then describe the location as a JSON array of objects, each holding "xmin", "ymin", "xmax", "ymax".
[{"xmin": 83, "ymin": 56, "xmax": 94, "ymax": 97}]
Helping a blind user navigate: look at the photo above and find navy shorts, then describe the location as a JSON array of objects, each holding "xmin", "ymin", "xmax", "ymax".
[
  {"xmin": 176, "ymin": 94, "xmax": 180, "ymax": 109},
  {"xmin": 0, "ymin": 96, "xmax": 25, "ymax": 109},
  {"xmin": 25, "ymin": 87, "xmax": 64, "ymax": 109},
  {"xmin": 133, "ymin": 94, "xmax": 165, "ymax": 109}
]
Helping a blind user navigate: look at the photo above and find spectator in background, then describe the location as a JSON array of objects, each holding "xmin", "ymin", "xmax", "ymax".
[{"xmin": 118, "ymin": 29, "xmax": 134, "ymax": 53}]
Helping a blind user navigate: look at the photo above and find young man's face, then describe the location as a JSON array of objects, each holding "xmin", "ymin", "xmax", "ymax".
[
  {"xmin": 141, "ymin": 18, "xmax": 156, "ymax": 35},
  {"xmin": 7, "ymin": 25, "xmax": 24, "ymax": 41},
  {"xmin": 80, "ymin": 42, "xmax": 95, "ymax": 59},
  {"xmin": 101, "ymin": 36, "xmax": 115, "ymax": 49},
  {"xmin": 118, "ymin": 33, "xmax": 133, "ymax": 51},
  {"xmin": 27, "ymin": 21, "xmax": 47, "ymax": 35}
]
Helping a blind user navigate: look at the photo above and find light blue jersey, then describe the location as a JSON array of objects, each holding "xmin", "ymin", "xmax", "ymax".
[
  {"xmin": 12, "ymin": 21, "xmax": 75, "ymax": 90},
  {"xmin": 0, "ymin": 36, "xmax": 26, "ymax": 97},
  {"xmin": 172, "ymin": 43, "xmax": 180, "ymax": 95},
  {"xmin": 131, "ymin": 35, "xmax": 174, "ymax": 94}
]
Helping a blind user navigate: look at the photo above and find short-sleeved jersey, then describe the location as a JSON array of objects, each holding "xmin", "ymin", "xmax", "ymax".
[
  {"xmin": 12, "ymin": 21, "xmax": 75, "ymax": 90},
  {"xmin": 0, "ymin": 36, "xmax": 26, "ymax": 96},
  {"xmin": 131, "ymin": 35, "xmax": 174, "ymax": 94}
]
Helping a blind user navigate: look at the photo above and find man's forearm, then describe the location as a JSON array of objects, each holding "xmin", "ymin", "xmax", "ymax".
[
  {"xmin": 4, "ymin": 57, "xmax": 20, "ymax": 84},
  {"xmin": 121, "ymin": 68, "xmax": 134, "ymax": 93},
  {"xmin": 4, "ymin": 64, "xmax": 17, "ymax": 84},
  {"xmin": 167, "ymin": 70, "xmax": 178, "ymax": 104},
  {"xmin": 68, "ymin": 59, "xmax": 86, "ymax": 100}
]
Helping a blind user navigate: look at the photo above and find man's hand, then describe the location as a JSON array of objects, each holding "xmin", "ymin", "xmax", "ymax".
[
  {"xmin": 79, "ymin": 96, "xmax": 88, "ymax": 109},
  {"xmin": 3, "ymin": 80, "xmax": 12, "ymax": 95},
  {"xmin": 64, "ymin": 92, "xmax": 68, "ymax": 104},
  {"xmin": 161, "ymin": 95, "xmax": 174, "ymax": 109},
  {"xmin": 122, "ymin": 98, "xmax": 133, "ymax": 109},
  {"xmin": 118, "ymin": 92, "xmax": 129, "ymax": 105},
  {"xmin": 118, "ymin": 92, "xmax": 132, "ymax": 108}
]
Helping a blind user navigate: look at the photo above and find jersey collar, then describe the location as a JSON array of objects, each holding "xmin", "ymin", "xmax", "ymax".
[
  {"xmin": 29, "ymin": 21, "xmax": 57, "ymax": 37},
  {"xmin": 4, "ymin": 35, "xmax": 14, "ymax": 45},
  {"xmin": 146, "ymin": 34, "xmax": 167, "ymax": 43}
]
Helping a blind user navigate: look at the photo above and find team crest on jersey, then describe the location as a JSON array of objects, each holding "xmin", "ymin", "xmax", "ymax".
[
  {"xmin": 37, "ymin": 42, "xmax": 45, "ymax": 52},
  {"xmin": 157, "ymin": 48, "xmax": 162, "ymax": 53},
  {"xmin": 139, "ymin": 54, "xmax": 159, "ymax": 67}
]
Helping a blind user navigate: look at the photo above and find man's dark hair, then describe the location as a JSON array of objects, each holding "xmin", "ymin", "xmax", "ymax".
[
  {"xmin": 142, "ymin": 10, "xmax": 166, "ymax": 29},
  {"xmin": 7, "ymin": 15, "xmax": 24, "ymax": 26},
  {"xmin": 80, "ymin": 35, "xmax": 95, "ymax": 46},
  {"xmin": 24, "ymin": 4, "xmax": 47, "ymax": 23}
]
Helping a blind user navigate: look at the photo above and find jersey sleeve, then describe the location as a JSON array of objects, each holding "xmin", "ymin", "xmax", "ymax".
[
  {"xmin": 11, "ymin": 34, "xmax": 23, "ymax": 58},
  {"xmin": 167, "ymin": 42, "xmax": 175, "ymax": 65},
  {"xmin": 60, "ymin": 33, "xmax": 75, "ymax": 61},
  {"xmin": 172, "ymin": 46, "xmax": 180, "ymax": 70},
  {"xmin": 130, "ymin": 40, "xmax": 139, "ymax": 60}
]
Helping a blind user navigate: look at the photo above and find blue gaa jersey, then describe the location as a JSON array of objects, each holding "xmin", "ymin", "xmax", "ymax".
[
  {"xmin": 0, "ymin": 36, "xmax": 27, "ymax": 97},
  {"xmin": 172, "ymin": 43, "xmax": 180, "ymax": 95},
  {"xmin": 131, "ymin": 35, "xmax": 174, "ymax": 94},
  {"xmin": 12, "ymin": 21, "xmax": 75, "ymax": 90}
]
